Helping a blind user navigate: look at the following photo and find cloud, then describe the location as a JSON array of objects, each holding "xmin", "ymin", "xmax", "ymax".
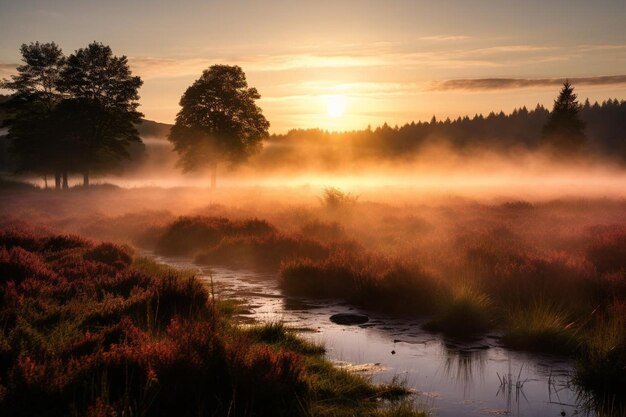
[
  {"xmin": 419, "ymin": 35, "xmax": 469, "ymax": 41},
  {"xmin": 430, "ymin": 75, "xmax": 626, "ymax": 91},
  {"xmin": 132, "ymin": 41, "xmax": 554, "ymax": 80},
  {"xmin": 0, "ymin": 63, "xmax": 18, "ymax": 79}
]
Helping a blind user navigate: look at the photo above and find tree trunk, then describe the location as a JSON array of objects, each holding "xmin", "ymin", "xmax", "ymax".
[
  {"xmin": 44, "ymin": 175, "xmax": 48, "ymax": 190},
  {"xmin": 55, "ymin": 171, "xmax": 61, "ymax": 190},
  {"xmin": 83, "ymin": 172, "xmax": 89, "ymax": 186},
  {"xmin": 210, "ymin": 163, "xmax": 217, "ymax": 190},
  {"xmin": 62, "ymin": 171, "xmax": 68, "ymax": 189}
]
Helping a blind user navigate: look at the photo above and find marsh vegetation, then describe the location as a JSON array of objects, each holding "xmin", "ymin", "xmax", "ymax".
[{"xmin": 1, "ymin": 183, "xmax": 625, "ymax": 416}]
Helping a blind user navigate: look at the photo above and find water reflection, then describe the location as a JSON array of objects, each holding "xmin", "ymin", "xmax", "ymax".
[
  {"xmin": 442, "ymin": 344, "xmax": 487, "ymax": 395},
  {"xmin": 150, "ymin": 252, "xmax": 622, "ymax": 417}
]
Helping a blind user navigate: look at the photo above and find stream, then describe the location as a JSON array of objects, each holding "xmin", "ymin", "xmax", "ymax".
[{"xmin": 149, "ymin": 253, "xmax": 594, "ymax": 417}]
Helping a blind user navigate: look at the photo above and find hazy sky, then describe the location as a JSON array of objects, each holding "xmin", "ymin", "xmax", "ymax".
[{"xmin": 1, "ymin": 0, "xmax": 625, "ymax": 132}]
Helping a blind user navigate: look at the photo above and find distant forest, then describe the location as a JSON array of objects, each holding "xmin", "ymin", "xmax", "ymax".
[
  {"xmin": 2, "ymin": 94, "xmax": 626, "ymax": 174},
  {"xmin": 266, "ymin": 99, "xmax": 626, "ymax": 160}
]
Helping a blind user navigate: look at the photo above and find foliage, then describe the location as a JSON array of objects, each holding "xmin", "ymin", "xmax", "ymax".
[
  {"xmin": 501, "ymin": 302, "xmax": 579, "ymax": 354},
  {"xmin": 256, "ymin": 98, "xmax": 626, "ymax": 169},
  {"xmin": 0, "ymin": 227, "xmax": 421, "ymax": 417},
  {"xmin": 155, "ymin": 216, "xmax": 276, "ymax": 256},
  {"xmin": 195, "ymin": 232, "xmax": 331, "ymax": 270},
  {"xmin": 319, "ymin": 187, "xmax": 360, "ymax": 211},
  {"xmin": 280, "ymin": 252, "xmax": 441, "ymax": 315},
  {"xmin": 0, "ymin": 42, "xmax": 66, "ymax": 180},
  {"xmin": 542, "ymin": 81, "xmax": 587, "ymax": 151},
  {"xmin": 423, "ymin": 284, "xmax": 492, "ymax": 339},
  {"xmin": 169, "ymin": 65, "xmax": 269, "ymax": 186},
  {"xmin": 1, "ymin": 41, "xmax": 143, "ymax": 187}
]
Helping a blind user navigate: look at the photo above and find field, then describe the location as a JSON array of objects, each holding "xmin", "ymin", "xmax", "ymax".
[{"xmin": 1, "ymin": 182, "xmax": 625, "ymax": 415}]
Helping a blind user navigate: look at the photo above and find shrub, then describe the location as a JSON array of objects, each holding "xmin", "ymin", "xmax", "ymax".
[
  {"xmin": 280, "ymin": 252, "xmax": 441, "ymax": 315},
  {"xmin": 83, "ymin": 242, "xmax": 133, "ymax": 268},
  {"xmin": 195, "ymin": 233, "xmax": 330, "ymax": 270},
  {"xmin": 300, "ymin": 220, "xmax": 346, "ymax": 241},
  {"xmin": 319, "ymin": 187, "xmax": 359, "ymax": 211},
  {"xmin": 0, "ymin": 227, "xmax": 419, "ymax": 417},
  {"xmin": 586, "ymin": 228, "xmax": 626, "ymax": 274},
  {"xmin": 155, "ymin": 216, "xmax": 276, "ymax": 256}
]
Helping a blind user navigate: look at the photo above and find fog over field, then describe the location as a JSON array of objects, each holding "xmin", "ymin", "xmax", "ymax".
[{"xmin": 1, "ymin": 1, "xmax": 625, "ymax": 416}]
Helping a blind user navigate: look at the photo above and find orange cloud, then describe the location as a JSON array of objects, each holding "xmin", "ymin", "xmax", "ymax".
[{"xmin": 430, "ymin": 75, "xmax": 626, "ymax": 91}]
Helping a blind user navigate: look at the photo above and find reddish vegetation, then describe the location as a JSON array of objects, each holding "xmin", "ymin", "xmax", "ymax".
[
  {"xmin": 1, "ymin": 187, "xmax": 625, "ymax": 411},
  {"xmin": 0, "ymin": 228, "xmax": 310, "ymax": 417},
  {"xmin": 195, "ymin": 233, "xmax": 331, "ymax": 270},
  {"xmin": 155, "ymin": 216, "xmax": 276, "ymax": 256},
  {"xmin": 281, "ymin": 252, "xmax": 441, "ymax": 314}
]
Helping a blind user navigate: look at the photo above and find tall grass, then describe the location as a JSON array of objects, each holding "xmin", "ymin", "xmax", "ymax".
[
  {"xmin": 423, "ymin": 283, "xmax": 493, "ymax": 338},
  {"xmin": 0, "ymin": 227, "xmax": 423, "ymax": 417},
  {"xmin": 280, "ymin": 252, "xmax": 441, "ymax": 315},
  {"xmin": 576, "ymin": 301, "xmax": 626, "ymax": 415},
  {"xmin": 502, "ymin": 301, "xmax": 579, "ymax": 354}
]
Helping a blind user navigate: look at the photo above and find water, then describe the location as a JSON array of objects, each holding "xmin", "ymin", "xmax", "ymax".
[{"xmin": 149, "ymin": 253, "xmax": 592, "ymax": 417}]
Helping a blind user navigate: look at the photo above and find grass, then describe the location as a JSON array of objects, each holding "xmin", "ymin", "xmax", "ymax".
[
  {"xmin": 575, "ymin": 301, "xmax": 626, "ymax": 415},
  {"xmin": 280, "ymin": 252, "xmax": 441, "ymax": 315},
  {"xmin": 243, "ymin": 322, "xmax": 326, "ymax": 355},
  {"xmin": 423, "ymin": 284, "xmax": 493, "ymax": 339},
  {"xmin": 0, "ymin": 227, "xmax": 424, "ymax": 417},
  {"xmin": 2, "ymin": 189, "xmax": 626, "ymax": 414},
  {"xmin": 501, "ymin": 302, "xmax": 580, "ymax": 355}
]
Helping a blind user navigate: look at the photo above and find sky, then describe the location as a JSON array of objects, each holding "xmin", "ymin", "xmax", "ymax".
[{"xmin": 1, "ymin": 0, "xmax": 625, "ymax": 133}]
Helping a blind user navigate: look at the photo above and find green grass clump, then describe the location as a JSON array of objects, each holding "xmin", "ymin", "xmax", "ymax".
[
  {"xmin": 502, "ymin": 302, "xmax": 579, "ymax": 355},
  {"xmin": 306, "ymin": 357, "xmax": 424, "ymax": 417},
  {"xmin": 243, "ymin": 322, "xmax": 325, "ymax": 355},
  {"xmin": 576, "ymin": 302, "xmax": 626, "ymax": 415},
  {"xmin": 424, "ymin": 284, "xmax": 492, "ymax": 339}
]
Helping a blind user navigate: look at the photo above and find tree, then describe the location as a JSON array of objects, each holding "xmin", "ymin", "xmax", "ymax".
[
  {"xmin": 1, "ymin": 41, "xmax": 143, "ymax": 188},
  {"xmin": 169, "ymin": 65, "xmax": 269, "ymax": 188},
  {"xmin": 58, "ymin": 42, "xmax": 143, "ymax": 185},
  {"xmin": 1, "ymin": 42, "xmax": 66, "ymax": 188},
  {"xmin": 542, "ymin": 80, "xmax": 586, "ymax": 151}
]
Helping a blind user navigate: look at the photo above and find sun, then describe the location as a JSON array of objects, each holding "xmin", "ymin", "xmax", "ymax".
[{"xmin": 325, "ymin": 95, "xmax": 347, "ymax": 118}]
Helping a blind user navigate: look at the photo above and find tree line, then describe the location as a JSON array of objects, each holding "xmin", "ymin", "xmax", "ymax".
[
  {"xmin": 1, "ymin": 42, "xmax": 143, "ymax": 188},
  {"xmin": 2, "ymin": 41, "xmax": 625, "ymax": 188},
  {"xmin": 266, "ymin": 87, "xmax": 625, "ymax": 163},
  {"xmin": 1, "ymin": 43, "xmax": 268, "ymax": 189}
]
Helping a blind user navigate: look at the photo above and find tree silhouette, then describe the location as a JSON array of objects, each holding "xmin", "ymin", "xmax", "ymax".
[
  {"xmin": 1, "ymin": 41, "xmax": 143, "ymax": 188},
  {"xmin": 58, "ymin": 42, "xmax": 143, "ymax": 185},
  {"xmin": 169, "ymin": 65, "xmax": 269, "ymax": 188},
  {"xmin": 1, "ymin": 42, "xmax": 67, "ymax": 188},
  {"xmin": 542, "ymin": 80, "xmax": 586, "ymax": 151}
]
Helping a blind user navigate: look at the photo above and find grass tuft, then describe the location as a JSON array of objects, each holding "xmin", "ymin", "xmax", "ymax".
[{"xmin": 502, "ymin": 301, "xmax": 579, "ymax": 355}]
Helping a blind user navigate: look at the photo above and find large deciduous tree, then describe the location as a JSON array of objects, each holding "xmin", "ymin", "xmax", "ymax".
[
  {"xmin": 542, "ymin": 81, "xmax": 587, "ymax": 152},
  {"xmin": 58, "ymin": 42, "xmax": 144, "ymax": 185},
  {"xmin": 169, "ymin": 65, "xmax": 269, "ymax": 188},
  {"xmin": 1, "ymin": 41, "xmax": 143, "ymax": 188}
]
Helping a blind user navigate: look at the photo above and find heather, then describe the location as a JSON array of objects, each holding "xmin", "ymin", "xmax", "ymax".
[
  {"xmin": 1, "ymin": 186, "xmax": 625, "ymax": 412},
  {"xmin": 0, "ymin": 227, "xmax": 423, "ymax": 417}
]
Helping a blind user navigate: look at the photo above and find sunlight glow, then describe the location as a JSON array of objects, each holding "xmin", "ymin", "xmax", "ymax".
[{"xmin": 325, "ymin": 95, "xmax": 347, "ymax": 118}]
